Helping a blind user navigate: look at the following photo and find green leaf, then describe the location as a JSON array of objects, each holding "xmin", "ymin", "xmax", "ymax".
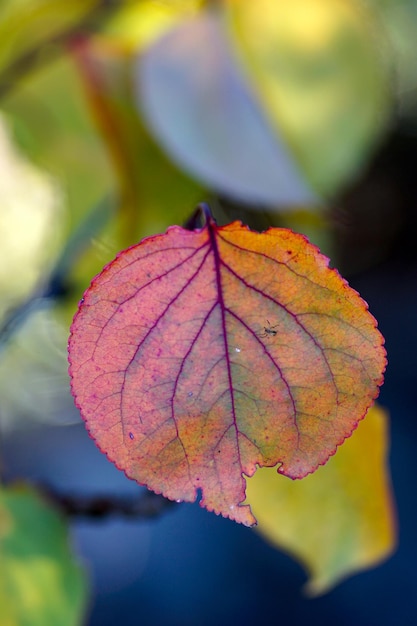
[
  {"xmin": 0, "ymin": 484, "xmax": 88, "ymax": 626},
  {"xmin": 0, "ymin": 0, "xmax": 99, "ymax": 75},
  {"xmin": 366, "ymin": 0, "xmax": 417, "ymax": 112}
]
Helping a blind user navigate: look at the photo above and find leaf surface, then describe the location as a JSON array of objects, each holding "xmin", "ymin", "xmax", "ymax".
[
  {"xmin": 69, "ymin": 210, "xmax": 386, "ymax": 525},
  {"xmin": 246, "ymin": 404, "xmax": 396, "ymax": 594}
]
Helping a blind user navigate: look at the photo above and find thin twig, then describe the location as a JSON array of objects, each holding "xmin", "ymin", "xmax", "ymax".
[{"xmin": 43, "ymin": 485, "xmax": 179, "ymax": 520}]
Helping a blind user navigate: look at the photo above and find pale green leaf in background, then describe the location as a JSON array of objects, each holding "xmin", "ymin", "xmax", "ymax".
[{"xmin": 226, "ymin": 0, "xmax": 392, "ymax": 197}]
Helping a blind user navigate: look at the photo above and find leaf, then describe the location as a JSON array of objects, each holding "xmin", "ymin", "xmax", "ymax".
[
  {"xmin": 0, "ymin": 484, "xmax": 88, "ymax": 626},
  {"xmin": 71, "ymin": 38, "xmax": 205, "ymax": 247},
  {"xmin": 226, "ymin": 0, "xmax": 392, "ymax": 197},
  {"xmin": 0, "ymin": 0, "xmax": 99, "ymax": 74},
  {"xmin": 246, "ymin": 404, "xmax": 396, "ymax": 595},
  {"xmin": 366, "ymin": 0, "xmax": 417, "ymax": 112},
  {"xmin": 68, "ymin": 206, "xmax": 386, "ymax": 526},
  {"xmin": 0, "ymin": 304, "xmax": 77, "ymax": 430},
  {"xmin": 101, "ymin": 0, "xmax": 202, "ymax": 53},
  {"xmin": 0, "ymin": 114, "xmax": 62, "ymax": 322},
  {"xmin": 136, "ymin": 12, "xmax": 317, "ymax": 207}
]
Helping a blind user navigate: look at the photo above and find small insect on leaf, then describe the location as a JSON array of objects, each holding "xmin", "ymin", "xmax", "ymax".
[
  {"xmin": 258, "ymin": 320, "xmax": 279, "ymax": 338},
  {"xmin": 68, "ymin": 204, "xmax": 386, "ymax": 526}
]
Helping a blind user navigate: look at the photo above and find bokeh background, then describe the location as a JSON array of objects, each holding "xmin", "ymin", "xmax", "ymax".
[{"xmin": 1, "ymin": 1, "xmax": 417, "ymax": 624}]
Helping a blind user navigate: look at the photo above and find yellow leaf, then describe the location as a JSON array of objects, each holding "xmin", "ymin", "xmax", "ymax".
[
  {"xmin": 0, "ymin": 0, "xmax": 99, "ymax": 73},
  {"xmin": 246, "ymin": 404, "xmax": 396, "ymax": 595},
  {"xmin": 101, "ymin": 0, "xmax": 203, "ymax": 53}
]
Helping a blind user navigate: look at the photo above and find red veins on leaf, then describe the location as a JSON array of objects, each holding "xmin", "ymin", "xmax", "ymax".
[{"xmin": 68, "ymin": 205, "xmax": 386, "ymax": 526}]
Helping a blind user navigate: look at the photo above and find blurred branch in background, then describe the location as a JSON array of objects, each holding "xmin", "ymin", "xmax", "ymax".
[
  {"xmin": 0, "ymin": 0, "xmax": 120, "ymax": 100},
  {"xmin": 42, "ymin": 484, "xmax": 179, "ymax": 520}
]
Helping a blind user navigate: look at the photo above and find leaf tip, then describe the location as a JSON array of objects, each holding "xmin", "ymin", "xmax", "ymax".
[{"xmin": 201, "ymin": 499, "xmax": 257, "ymax": 527}]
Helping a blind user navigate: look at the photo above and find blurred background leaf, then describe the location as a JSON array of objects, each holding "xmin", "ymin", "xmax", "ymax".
[
  {"xmin": 246, "ymin": 405, "xmax": 396, "ymax": 595},
  {"xmin": 0, "ymin": 114, "xmax": 62, "ymax": 322},
  {"xmin": 0, "ymin": 303, "xmax": 77, "ymax": 432},
  {"xmin": 0, "ymin": 0, "xmax": 99, "ymax": 75},
  {"xmin": 135, "ymin": 11, "xmax": 318, "ymax": 207},
  {"xmin": 226, "ymin": 0, "xmax": 392, "ymax": 198},
  {"xmin": 99, "ymin": 0, "xmax": 203, "ymax": 53},
  {"xmin": 0, "ymin": 484, "xmax": 88, "ymax": 626},
  {"xmin": 366, "ymin": 0, "xmax": 417, "ymax": 116}
]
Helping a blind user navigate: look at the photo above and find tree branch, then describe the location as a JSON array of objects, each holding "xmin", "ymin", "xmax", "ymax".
[
  {"xmin": 0, "ymin": 0, "xmax": 119, "ymax": 100},
  {"xmin": 43, "ymin": 485, "xmax": 179, "ymax": 520}
]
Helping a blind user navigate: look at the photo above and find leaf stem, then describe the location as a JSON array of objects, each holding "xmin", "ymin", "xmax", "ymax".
[{"xmin": 184, "ymin": 202, "xmax": 216, "ymax": 230}]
